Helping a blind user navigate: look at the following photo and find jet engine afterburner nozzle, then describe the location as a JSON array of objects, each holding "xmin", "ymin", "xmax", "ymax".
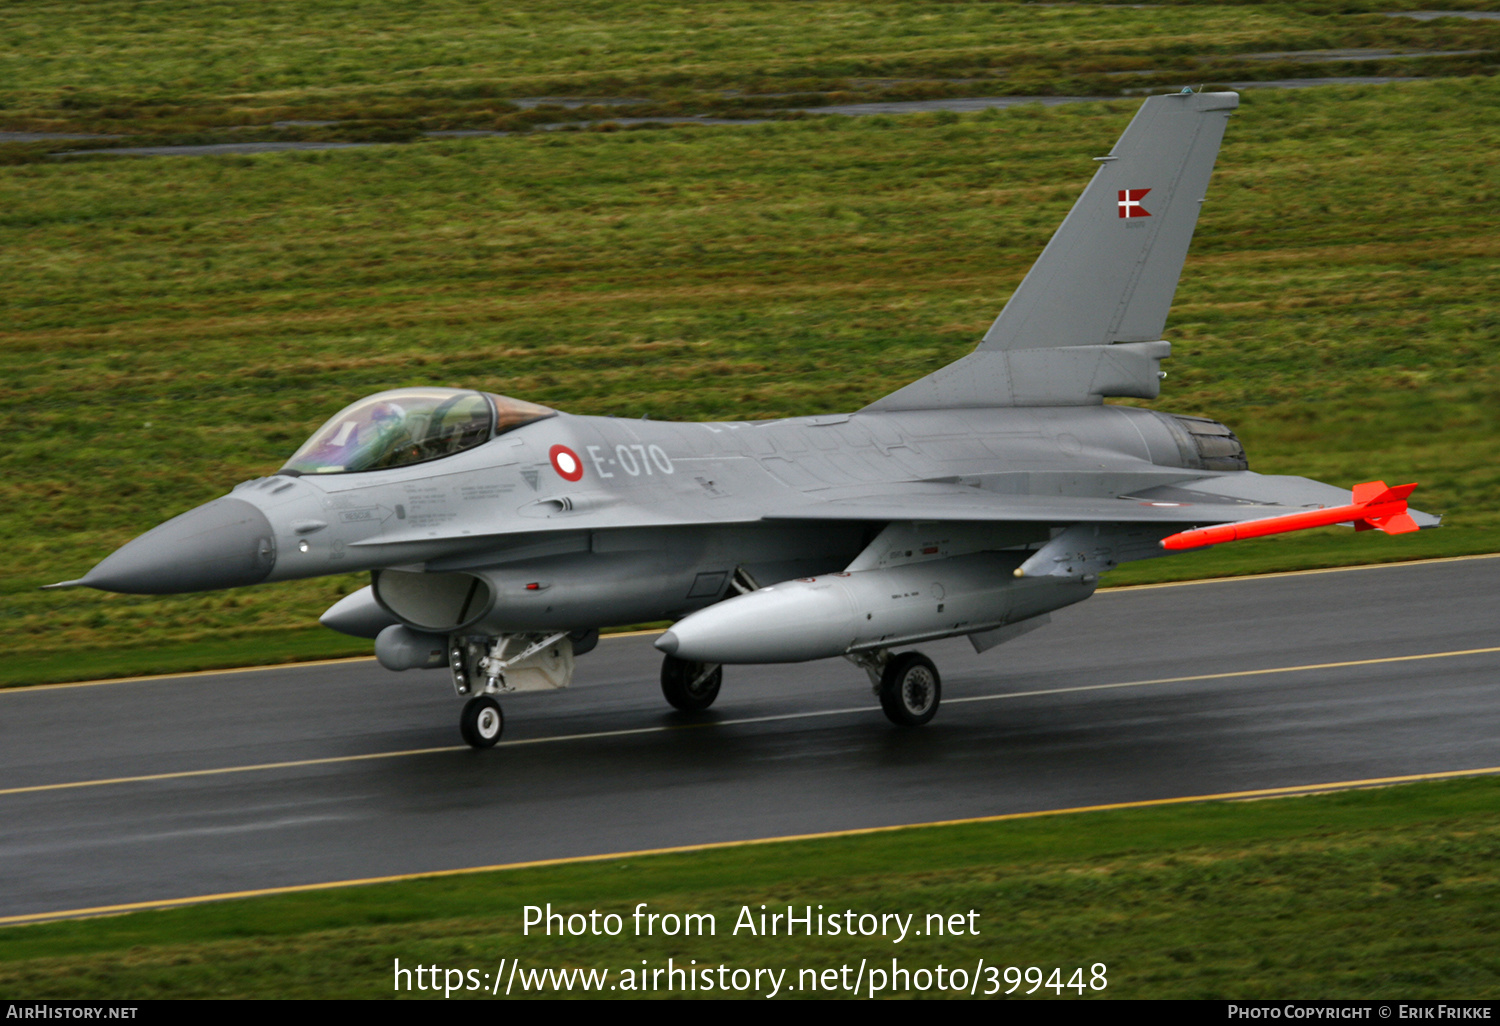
[{"xmin": 78, "ymin": 497, "xmax": 276, "ymax": 594}]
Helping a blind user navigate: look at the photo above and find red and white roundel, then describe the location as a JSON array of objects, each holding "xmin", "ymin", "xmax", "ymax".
[{"xmin": 549, "ymin": 444, "xmax": 584, "ymax": 482}]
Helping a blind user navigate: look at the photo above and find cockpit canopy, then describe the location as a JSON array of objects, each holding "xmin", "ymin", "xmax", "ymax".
[{"xmin": 281, "ymin": 387, "xmax": 554, "ymax": 475}]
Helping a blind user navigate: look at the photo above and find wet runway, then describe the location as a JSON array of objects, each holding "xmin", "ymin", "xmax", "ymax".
[{"xmin": 2, "ymin": 556, "xmax": 1497, "ymax": 923}]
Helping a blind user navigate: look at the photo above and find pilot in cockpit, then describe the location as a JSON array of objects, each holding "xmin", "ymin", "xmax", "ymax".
[{"xmin": 281, "ymin": 388, "xmax": 553, "ymax": 475}]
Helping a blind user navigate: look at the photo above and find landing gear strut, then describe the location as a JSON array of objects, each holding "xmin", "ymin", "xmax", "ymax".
[
  {"xmin": 878, "ymin": 651, "xmax": 941, "ymax": 727},
  {"xmin": 460, "ymin": 695, "xmax": 504, "ymax": 748},
  {"xmin": 450, "ymin": 631, "xmax": 578, "ymax": 747},
  {"xmin": 661, "ymin": 654, "xmax": 722, "ymax": 712}
]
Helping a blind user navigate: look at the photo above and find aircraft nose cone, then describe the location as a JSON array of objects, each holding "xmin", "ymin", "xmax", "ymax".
[{"xmin": 81, "ymin": 497, "xmax": 277, "ymax": 594}]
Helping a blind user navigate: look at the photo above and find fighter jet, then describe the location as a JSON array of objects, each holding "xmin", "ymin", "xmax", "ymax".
[{"xmin": 49, "ymin": 90, "xmax": 1435, "ymax": 747}]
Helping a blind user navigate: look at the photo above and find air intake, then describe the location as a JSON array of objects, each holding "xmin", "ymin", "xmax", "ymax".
[{"xmin": 372, "ymin": 570, "xmax": 493, "ymax": 632}]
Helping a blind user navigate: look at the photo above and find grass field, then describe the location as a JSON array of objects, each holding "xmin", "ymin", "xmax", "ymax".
[
  {"xmin": 2, "ymin": 4, "xmax": 1497, "ymax": 685},
  {"xmin": 3, "ymin": 775, "xmax": 1497, "ymax": 998},
  {"xmin": 2, "ymin": 0, "xmax": 1495, "ymax": 142}
]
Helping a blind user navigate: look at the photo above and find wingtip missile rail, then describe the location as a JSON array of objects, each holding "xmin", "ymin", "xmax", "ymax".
[{"xmin": 1159, "ymin": 481, "xmax": 1422, "ymax": 552}]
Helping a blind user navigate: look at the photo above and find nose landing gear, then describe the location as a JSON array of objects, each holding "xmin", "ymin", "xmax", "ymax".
[
  {"xmin": 460, "ymin": 695, "xmax": 504, "ymax": 748},
  {"xmin": 451, "ymin": 631, "xmax": 577, "ymax": 748}
]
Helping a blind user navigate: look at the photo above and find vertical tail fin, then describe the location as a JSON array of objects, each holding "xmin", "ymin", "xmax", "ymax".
[
  {"xmin": 867, "ymin": 91, "xmax": 1238, "ymax": 412},
  {"xmin": 982, "ymin": 90, "xmax": 1239, "ymax": 353}
]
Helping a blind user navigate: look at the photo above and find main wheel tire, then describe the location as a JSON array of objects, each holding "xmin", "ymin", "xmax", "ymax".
[
  {"xmin": 879, "ymin": 652, "xmax": 941, "ymax": 726},
  {"xmin": 661, "ymin": 655, "xmax": 722, "ymax": 712},
  {"xmin": 460, "ymin": 695, "xmax": 504, "ymax": 748}
]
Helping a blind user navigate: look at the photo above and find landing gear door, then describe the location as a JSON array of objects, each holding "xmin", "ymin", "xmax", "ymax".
[{"xmin": 501, "ymin": 636, "xmax": 575, "ymax": 692}]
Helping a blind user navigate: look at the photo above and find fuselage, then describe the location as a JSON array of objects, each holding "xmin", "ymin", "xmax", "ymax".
[{"xmin": 77, "ymin": 400, "xmax": 1241, "ymax": 641}]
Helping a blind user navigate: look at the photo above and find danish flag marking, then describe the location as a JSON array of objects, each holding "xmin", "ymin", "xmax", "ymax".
[
  {"xmin": 1118, "ymin": 188, "xmax": 1151, "ymax": 218},
  {"xmin": 549, "ymin": 444, "xmax": 585, "ymax": 482}
]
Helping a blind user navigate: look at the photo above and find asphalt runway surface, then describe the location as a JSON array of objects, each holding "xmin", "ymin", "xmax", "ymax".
[{"xmin": 3, "ymin": 556, "xmax": 1497, "ymax": 923}]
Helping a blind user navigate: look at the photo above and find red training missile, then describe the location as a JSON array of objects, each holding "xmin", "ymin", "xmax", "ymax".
[{"xmin": 1160, "ymin": 481, "xmax": 1420, "ymax": 552}]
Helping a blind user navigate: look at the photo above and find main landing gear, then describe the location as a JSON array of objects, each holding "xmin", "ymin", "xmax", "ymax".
[
  {"xmin": 661, "ymin": 654, "xmax": 722, "ymax": 712},
  {"xmin": 848, "ymin": 649, "xmax": 942, "ymax": 727},
  {"xmin": 879, "ymin": 652, "xmax": 941, "ymax": 726},
  {"xmin": 658, "ymin": 648, "xmax": 942, "ymax": 725}
]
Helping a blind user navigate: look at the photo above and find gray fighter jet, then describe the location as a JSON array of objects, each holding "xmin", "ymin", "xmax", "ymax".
[{"xmin": 50, "ymin": 90, "xmax": 1435, "ymax": 747}]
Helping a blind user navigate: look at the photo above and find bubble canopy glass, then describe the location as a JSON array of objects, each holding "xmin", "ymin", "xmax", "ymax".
[{"xmin": 281, "ymin": 388, "xmax": 554, "ymax": 475}]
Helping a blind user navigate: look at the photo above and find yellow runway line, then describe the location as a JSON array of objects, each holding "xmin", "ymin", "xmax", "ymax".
[{"xmin": 5, "ymin": 762, "xmax": 1498, "ymax": 928}]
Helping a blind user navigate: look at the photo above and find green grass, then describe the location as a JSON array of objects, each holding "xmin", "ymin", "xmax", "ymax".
[
  {"xmin": 1, "ymin": 0, "xmax": 1495, "ymax": 142},
  {"xmin": 4, "ymin": 775, "xmax": 1498, "ymax": 998},
  {"xmin": 3, "ymin": 78, "xmax": 1496, "ymax": 684}
]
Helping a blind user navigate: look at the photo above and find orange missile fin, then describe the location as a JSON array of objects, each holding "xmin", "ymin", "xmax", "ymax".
[
  {"xmin": 1365, "ymin": 512, "xmax": 1421, "ymax": 535},
  {"xmin": 1352, "ymin": 481, "xmax": 1417, "ymax": 505}
]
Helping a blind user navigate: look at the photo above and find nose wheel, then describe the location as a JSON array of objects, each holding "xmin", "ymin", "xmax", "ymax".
[
  {"xmin": 879, "ymin": 651, "xmax": 941, "ymax": 726},
  {"xmin": 460, "ymin": 695, "xmax": 504, "ymax": 748},
  {"xmin": 661, "ymin": 655, "xmax": 722, "ymax": 712}
]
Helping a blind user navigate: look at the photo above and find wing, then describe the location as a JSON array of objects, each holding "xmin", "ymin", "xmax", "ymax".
[{"xmin": 763, "ymin": 471, "xmax": 1440, "ymax": 528}]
